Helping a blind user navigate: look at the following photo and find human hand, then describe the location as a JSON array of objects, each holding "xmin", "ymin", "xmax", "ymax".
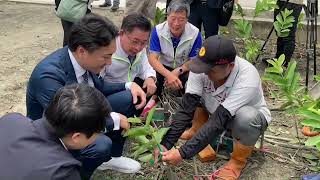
[
  {"xmin": 164, "ymin": 72, "xmax": 183, "ymax": 90},
  {"xmin": 143, "ymin": 77, "xmax": 157, "ymax": 97},
  {"xmin": 119, "ymin": 113, "xmax": 130, "ymax": 131},
  {"xmin": 130, "ymin": 82, "xmax": 147, "ymax": 109},
  {"xmin": 153, "ymin": 144, "xmax": 168, "ymax": 165},
  {"xmin": 161, "ymin": 148, "xmax": 183, "ymax": 165}
]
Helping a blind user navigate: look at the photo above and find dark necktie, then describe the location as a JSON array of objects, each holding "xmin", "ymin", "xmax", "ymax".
[
  {"xmin": 128, "ymin": 55, "xmax": 136, "ymax": 64},
  {"xmin": 82, "ymin": 71, "xmax": 89, "ymax": 84}
]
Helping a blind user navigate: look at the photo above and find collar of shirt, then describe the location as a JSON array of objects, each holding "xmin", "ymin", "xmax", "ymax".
[
  {"xmin": 59, "ymin": 138, "xmax": 68, "ymax": 150},
  {"xmin": 68, "ymin": 49, "xmax": 87, "ymax": 83},
  {"xmin": 116, "ymin": 36, "xmax": 131, "ymax": 60},
  {"xmin": 171, "ymin": 36, "xmax": 180, "ymax": 49}
]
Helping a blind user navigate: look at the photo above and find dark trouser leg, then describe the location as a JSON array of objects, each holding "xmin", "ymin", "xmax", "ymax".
[
  {"xmin": 105, "ymin": 129, "xmax": 125, "ymax": 157},
  {"xmin": 107, "ymin": 90, "xmax": 138, "ymax": 117},
  {"xmin": 201, "ymin": 7, "xmax": 219, "ymax": 38},
  {"xmin": 61, "ymin": 19, "xmax": 73, "ymax": 47},
  {"xmin": 156, "ymin": 71, "xmax": 166, "ymax": 97},
  {"xmin": 274, "ymin": 1, "xmax": 302, "ymax": 65},
  {"xmin": 70, "ymin": 134, "xmax": 112, "ymax": 180},
  {"xmin": 188, "ymin": 3, "xmax": 203, "ymax": 32}
]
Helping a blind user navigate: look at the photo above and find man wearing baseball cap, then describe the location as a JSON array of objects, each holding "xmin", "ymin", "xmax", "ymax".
[{"xmin": 154, "ymin": 35, "xmax": 271, "ymax": 179}]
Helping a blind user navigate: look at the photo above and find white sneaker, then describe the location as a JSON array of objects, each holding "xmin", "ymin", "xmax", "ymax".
[{"xmin": 97, "ymin": 156, "xmax": 141, "ymax": 173}]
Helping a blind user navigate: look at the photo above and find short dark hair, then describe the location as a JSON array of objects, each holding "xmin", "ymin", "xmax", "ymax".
[
  {"xmin": 121, "ymin": 13, "xmax": 152, "ymax": 33},
  {"xmin": 69, "ymin": 13, "xmax": 119, "ymax": 53},
  {"xmin": 45, "ymin": 84, "xmax": 110, "ymax": 138}
]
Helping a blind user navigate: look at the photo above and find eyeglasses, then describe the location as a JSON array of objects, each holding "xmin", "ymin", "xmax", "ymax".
[{"xmin": 125, "ymin": 33, "xmax": 148, "ymax": 47}]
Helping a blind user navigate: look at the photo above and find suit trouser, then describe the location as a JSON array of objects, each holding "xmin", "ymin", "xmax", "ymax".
[
  {"xmin": 188, "ymin": 2, "xmax": 219, "ymax": 39},
  {"xmin": 61, "ymin": 19, "xmax": 73, "ymax": 46},
  {"xmin": 125, "ymin": 0, "xmax": 157, "ymax": 19},
  {"xmin": 70, "ymin": 90, "xmax": 136, "ymax": 179}
]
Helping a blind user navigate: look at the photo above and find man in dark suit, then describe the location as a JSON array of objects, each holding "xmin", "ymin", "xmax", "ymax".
[
  {"xmin": 0, "ymin": 84, "xmax": 109, "ymax": 180},
  {"xmin": 26, "ymin": 14, "xmax": 145, "ymax": 179}
]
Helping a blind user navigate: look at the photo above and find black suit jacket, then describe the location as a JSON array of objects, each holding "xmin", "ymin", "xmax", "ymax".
[{"xmin": 0, "ymin": 113, "xmax": 81, "ymax": 180}]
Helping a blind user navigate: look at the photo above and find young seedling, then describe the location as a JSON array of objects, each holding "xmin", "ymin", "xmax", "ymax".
[{"xmin": 124, "ymin": 105, "xmax": 169, "ymax": 163}]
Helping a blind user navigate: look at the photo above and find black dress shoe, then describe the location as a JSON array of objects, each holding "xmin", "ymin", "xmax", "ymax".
[
  {"xmin": 111, "ymin": 5, "xmax": 119, "ymax": 11},
  {"xmin": 99, "ymin": 2, "xmax": 112, "ymax": 7}
]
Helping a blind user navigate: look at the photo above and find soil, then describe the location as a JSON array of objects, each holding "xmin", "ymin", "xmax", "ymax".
[{"xmin": 0, "ymin": 1, "xmax": 318, "ymax": 180}]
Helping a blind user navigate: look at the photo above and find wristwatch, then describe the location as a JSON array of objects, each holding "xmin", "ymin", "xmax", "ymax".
[{"xmin": 178, "ymin": 67, "xmax": 184, "ymax": 75}]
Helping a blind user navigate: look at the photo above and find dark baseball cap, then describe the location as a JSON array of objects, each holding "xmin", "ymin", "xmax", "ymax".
[{"xmin": 189, "ymin": 35, "xmax": 236, "ymax": 74}]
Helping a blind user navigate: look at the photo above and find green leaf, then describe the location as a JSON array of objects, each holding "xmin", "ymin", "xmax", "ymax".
[
  {"xmin": 124, "ymin": 126, "xmax": 151, "ymax": 137},
  {"xmin": 305, "ymin": 136, "xmax": 320, "ymax": 147},
  {"xmin": 298, "ymin": 109, "xmax": 320, "ymax": 122},
  {"xmin": 301, "ymin": 119, "xmax": 320, "ymax": 129},
  {"xmin": 266, "ymin": 59, "xmax": 278, "ymax": 67},
  {"xmin": 301, "ymin": 152, "xmax": 319, "ymax": 160},
  {"xmin": 314, "ymin": 75, "xmax": 320, "ymax": 82},
  {"xmin": 274, "ymin": 8, "xmax": 295, "ymax": 38},
  {"xmin": 288, "ymin": 72, "xmax": 301, "ymax": 94},
  {"xmin": 128, "ymin": 117, "xmax": 142, "ymax": 124},
  {"xmin": 277, "ymin": 54, "xmax": 286, "ymax": 66},
  {"xmin": 284, "ymin": 61, "xmax": 297, "ymax": 83},
  {"xmin": 316, "ymin": 142, "xmax": 320, "ymax": 151},
  {"xmin": 279, "ymin": 101, "xmax": 294, "ymax": 109},
  {"xmin": 153, "ymin": 127, "xmax": 170, "ymax": 144},
  {"xmin": 132, "ymin": 143, "xmax": 152, "ymax": 158},
  {"xmin": 138, "ymin": 153, "xmax": 153, "ymax": 162},
  {"xmin": 262, "ymin": 74, "xmax": 287, "ymax": 85},
  {"xmin": 235, "ymin": 3, "xmax": 245, "ymax": 17},
  {"xmin": 298, "ymin": 13, "xmax": 305, "ymax": 29},
  {"xmin": 146, "ymin": 105, "xmax": 157, "ymax": 126},
  {"xmin": 132, "ymin": 144, "xmax": 150, "ymax": 159},
  {"xmin": 280, "ymin": 29, "xmax": 291, "ymax": 33},
  {"xmin": 266, "ymin": 67, "xmax": 281, "ymax": 74},
  {"xmin": 135, "ymin": 135, "xmax": 150, "ymax": 144},
  {"xmin": 276, "ymin": 14, "xmax": 284, "ymax": 24}
]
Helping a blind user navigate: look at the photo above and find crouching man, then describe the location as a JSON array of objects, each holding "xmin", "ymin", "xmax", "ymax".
[
  {"xmin": 103, "ymin": 13, "xmax": 157, "ymax": 97},
  {"xmin": 0, "ymin": 84, "xmax": 112, "ymax": 180},
  {"xmin": 154, "ymin": 35, "xmax": 271, "ymax": 180}
]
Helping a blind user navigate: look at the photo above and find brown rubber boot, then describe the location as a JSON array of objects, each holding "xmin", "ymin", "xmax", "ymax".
[
  {"xmin": 180, "ymin": 107, "xmax": 209, "ymax": 140},
  {"xmin": 198, "ymin": 145, "xmax": 216, "ymax": 162},
  {"xmin": 213, "ymin": 141, "xmax": 253, "ymax": 180}
]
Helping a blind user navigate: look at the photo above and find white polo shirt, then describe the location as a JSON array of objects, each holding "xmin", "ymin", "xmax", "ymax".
[{"xmin": 186, "ymin": 56, "xmax": 271, "ymax": 123}]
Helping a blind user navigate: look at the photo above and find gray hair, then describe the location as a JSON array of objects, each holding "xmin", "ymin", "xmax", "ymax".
[{"xmin": 167, "ymin": 0, "xmax": 190, "ymax": 17}]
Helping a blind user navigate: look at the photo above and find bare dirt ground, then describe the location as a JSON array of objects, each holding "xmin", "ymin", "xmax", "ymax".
[{"xmin": 0, "ymin": 1, "xmax": 318, "ymax": 180}]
